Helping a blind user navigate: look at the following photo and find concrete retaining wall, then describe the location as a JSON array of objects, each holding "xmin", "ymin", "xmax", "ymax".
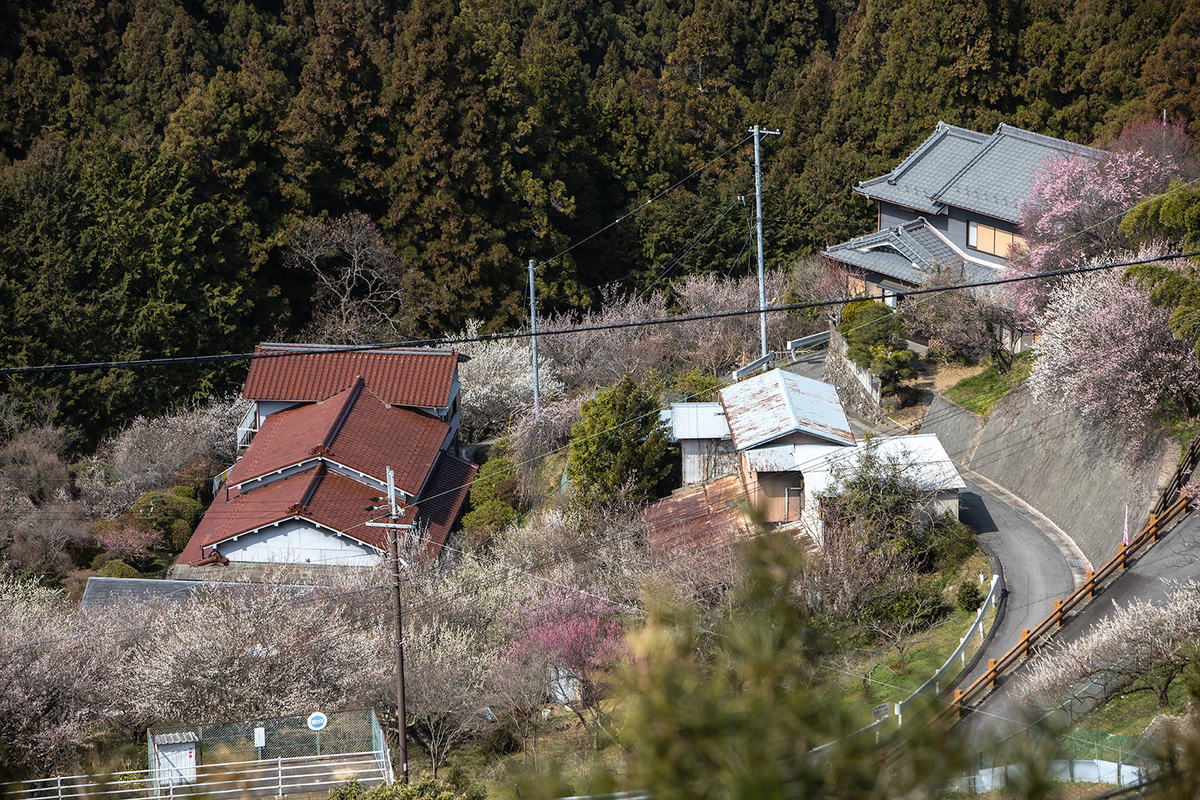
[{"xmin": 921, "ymin": 386, "xmax": 1178, "ymax": 568}]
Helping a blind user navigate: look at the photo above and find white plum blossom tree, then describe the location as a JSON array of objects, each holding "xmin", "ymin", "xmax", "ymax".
[
  {"xmin": 454, "ymin": 320, "xmax": 565, "ymax": 443},
  {"xmin": 1028, "ymin": 254, "xmax": 1200, "ymax": 449},
  {"xmin": 1020, "ymin": 582, "xmax": 1200, "ymax": 713}
]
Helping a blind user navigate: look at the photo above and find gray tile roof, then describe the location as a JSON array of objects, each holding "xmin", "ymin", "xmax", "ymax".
[
  {"xmin": 855, "ymin": 122, "xmax": 990, "ymax": 213},
  {"xmin": 80, "ymin": 576, "xmax": 312, "ymax": 609},
  {"xmin": 931, "ymin": 124, "xmax": 1106, "ymax": 223},
  {"xmin": 854, "ymin": 122, "xmax": 1105, "ymax": 223},
  {"xmin": 821, "ymin": 218, "xmax": 966, "ymax": 285}
]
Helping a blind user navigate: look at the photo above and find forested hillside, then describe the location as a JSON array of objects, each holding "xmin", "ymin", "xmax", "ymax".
[{"xmin": 1, "ymin": 0, "xmax": 1197, "ymax": 438}]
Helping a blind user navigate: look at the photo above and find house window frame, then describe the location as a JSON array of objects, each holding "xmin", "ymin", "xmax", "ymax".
[{"xmin": 968, "ymin": 220, "xmax": 1027, "ymax": 258}]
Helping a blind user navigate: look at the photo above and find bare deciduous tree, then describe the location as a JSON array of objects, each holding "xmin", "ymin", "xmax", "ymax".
[
  {"xmin": 404, "ymin": 618, "xmax": 494, "ymax": 778},
  {"xmin": 120, "ymin": 578, "xmax": 391, "ymax": 724},
  {"xmin": 75, "ymin": 395, "xmax": 250, "ymax": 517},
  {"xmin": 674, "ymin": 271, "xmax": 795, "ymax": 375},
  {"xmin": 289, "ymin": 212, "xmax": 408, "ymax": 344},
  {"xmin": 900, "ymin": 263, "xmax": 1016, "ymax": 366}
]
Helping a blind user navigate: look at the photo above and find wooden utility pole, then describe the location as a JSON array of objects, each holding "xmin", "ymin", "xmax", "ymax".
[{"xmin": 529, "ymin": 258, "xmax": 540, "ymax": 411}]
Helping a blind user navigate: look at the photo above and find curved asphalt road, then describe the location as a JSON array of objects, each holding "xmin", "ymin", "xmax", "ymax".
[
  {"xmin": 957, "ymin": 475, "xmax": 1077, "ymax": 695},
  {"xmin": 957, "ymin": 503, "xmax": 1200, "ymax": 747}
]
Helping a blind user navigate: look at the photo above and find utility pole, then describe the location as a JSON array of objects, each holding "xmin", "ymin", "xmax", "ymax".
[
  {"xmin": 385, "ymin": 466, "xmax": 408, "ymax": 785},
  {"xmin": 750, "ymin": 124, "xmax": 781, "ymax": 362},
  {"xmin": 529, "ymin": 259, "xmax": 540, "ymax": 411},
  {"xmin": 365, "ymin": 469, "xmax": 412, "ymax": 784}
]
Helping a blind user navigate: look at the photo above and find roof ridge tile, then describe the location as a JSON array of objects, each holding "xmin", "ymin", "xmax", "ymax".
[{"xmin": 320, "ymin": 376, "xmax": 365, "ymax": 451}]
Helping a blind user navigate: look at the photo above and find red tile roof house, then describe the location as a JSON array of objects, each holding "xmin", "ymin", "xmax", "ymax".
[{"xmin": 172, "ymin": 344, "xmax": 476, "ymax": 579}]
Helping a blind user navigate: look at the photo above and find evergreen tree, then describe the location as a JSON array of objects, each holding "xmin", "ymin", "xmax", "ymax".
[{"xmin": 567, "ymin": 375, "xmax": 672, "ymax": 504}]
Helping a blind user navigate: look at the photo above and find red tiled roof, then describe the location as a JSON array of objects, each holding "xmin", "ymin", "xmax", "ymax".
[
  {"xmin": 415, "ymin": 453, "xmax": 477, "ymax": 555},
  {"xmin": 243, "ymin": 343, "xmax": 458, "ymax": 409},
  {"xmin": 180, "ymin": 465, "xmax": 414, "ymax": 563},
  {"xmin": 229, "ymin": 378, "xmax": 451, "ymax": 496}
]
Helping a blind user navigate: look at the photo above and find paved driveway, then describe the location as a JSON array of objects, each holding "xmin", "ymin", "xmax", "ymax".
[{"xmin": 957, "ymin": 476, "xmax": 1077, "ymax": 692}]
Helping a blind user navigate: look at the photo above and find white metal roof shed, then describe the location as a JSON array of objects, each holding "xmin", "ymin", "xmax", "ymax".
[
  {"xmin": 719, "ymin": 369, "xmax": 856, "ymax": 451},
  {"xmin": 664, "ymin": 402, "xmax": 732, "ymax": 442},
  {"xmin": 798, "ymin": 434, "xmax": 966, "ymax": 496}
]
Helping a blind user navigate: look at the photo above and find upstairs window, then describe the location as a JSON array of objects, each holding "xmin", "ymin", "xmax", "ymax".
[{"xmin": 968, "ymin": 221, "xmax": 1027, "ymax": 258}]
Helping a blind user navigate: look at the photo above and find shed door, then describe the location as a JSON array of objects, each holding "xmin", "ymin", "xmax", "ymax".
[{"xmin": 159, "ymin": 742, "xmax": 197, "ymax": 785}]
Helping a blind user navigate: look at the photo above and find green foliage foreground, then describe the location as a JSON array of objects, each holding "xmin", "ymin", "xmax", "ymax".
[{"xmin": 521, "ymin": 533, "xmax": 970, "ymax": 800}]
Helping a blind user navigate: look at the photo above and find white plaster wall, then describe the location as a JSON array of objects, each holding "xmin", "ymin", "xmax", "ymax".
[
  {"xmin": 219, "ymin": 519, "xmax": 383, "ymax": 566},
  {"xmin": 257, "ymin": 400, "xmax": 304, "ymax": 426}
]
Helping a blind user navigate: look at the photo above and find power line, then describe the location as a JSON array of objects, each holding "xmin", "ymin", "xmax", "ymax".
[{"xmin": 2, "ymin": 249, "xmax": 1194, "ymax": 378}]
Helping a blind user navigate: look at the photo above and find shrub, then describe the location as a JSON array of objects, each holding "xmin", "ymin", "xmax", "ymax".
[
  {"xmin": 460, "ymin": 499, "xmax": 520, "ymax": 547},
  {"xmin": 169, "ymin": 484, "xmax": 197, "ymax": 501},
  {"xmin": 956, "ymin": 579, "xmax": 984, "ymax": 613},
  {"xmin": 129, "ymin": 489, "xmax": 203, "ymax": 539},
  {"xmin": 168, "ymin": 519, "xmax": 194, "ymax": 552},
  {"xmin": 926, "ymin": 517, "xmax": 977, "ymax": 572},
  {"xmin": 865, "ymin": 580, "xmax": 946, "ymax": 627},
  {"xmin": 326, "ymin": 779, "xmax": 475, "ymax": 800},
  {"xmin": 100, "ymin": 560, "xmax": 140, "ymax": 579},
  {"xmin": 461, "ymin": 447, "xmax": 525, "ymax": 547},
  {"xmin": 839, "ymin": 301, "xmax": 919, "ymax": 392},
  {"xmin": 661, "ymin": 368, "xmax": 726, "ymax": 403}
]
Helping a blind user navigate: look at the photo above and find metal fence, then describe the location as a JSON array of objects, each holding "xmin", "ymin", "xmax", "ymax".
[
  {"xmin": 811, "ymin": 575, "xmax": 1002, "ymax": 753},
  {"xmin": 4, "ymin": 752, "xmax": 390, "ymax": 800},
  {"xmin": 949, "ymin": 730, "xmax": 1159, "ymax": 794},
  {"xmin": 148, "ymin": 708, "xmax": 386, "ymax": 773}
]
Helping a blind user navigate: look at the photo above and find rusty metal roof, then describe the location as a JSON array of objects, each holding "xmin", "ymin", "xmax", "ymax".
[
  {"xmin": 645, "ymin": 475, "xmax": 753, "ymax": 552},
  {"xmin": 719, "ymin": 370, "xmax": 855, "ymax": 450}
]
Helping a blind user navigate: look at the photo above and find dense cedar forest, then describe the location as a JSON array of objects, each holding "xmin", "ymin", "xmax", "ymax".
[{"xmin": 1, "ymin": 0, "xmax": 1197, "ymax": 439}]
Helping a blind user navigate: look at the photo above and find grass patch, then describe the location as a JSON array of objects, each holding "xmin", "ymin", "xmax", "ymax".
[
  {"xmin": 944, "ymin": 353, "xmax": 1033, "ymax": 416},
  {"xmin": 819, "ymin": 552, "xmax": 996, "ymax": 729},
  {"xmin": 1075, "ymin": 679, "xmax": 1190, "ymax": 739},
  {"xmin": 426, "ymin": 707, "xmax": 620, "ymax": 800}
]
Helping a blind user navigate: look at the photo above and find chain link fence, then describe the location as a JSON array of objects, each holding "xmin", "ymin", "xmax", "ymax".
[{"xmin": 149, "ymin": 708, "xmax": 390, "ymax": 777}]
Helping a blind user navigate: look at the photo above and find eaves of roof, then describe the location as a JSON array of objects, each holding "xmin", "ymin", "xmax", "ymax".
[
  {"xmin": 822, "ymin": 218, "xmax": 965, "ymax": 286},
  {"xmin": 184, "ymin": 465, "xmax": 405, "ymax": 561}
]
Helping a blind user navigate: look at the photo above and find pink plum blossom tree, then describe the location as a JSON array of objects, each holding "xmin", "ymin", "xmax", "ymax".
[
  {"xmin": 1012, "ymin": 145, "xmax": 1177, "ymax": 316},
  {"xmin": 502, "ymin": 585, "xmax": 624, "ymax": 746}
]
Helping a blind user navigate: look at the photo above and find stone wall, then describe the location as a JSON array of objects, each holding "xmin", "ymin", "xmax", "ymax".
[{"xmin": 822, "ymin": 328, "xmax": 882, "ymax": 419}]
